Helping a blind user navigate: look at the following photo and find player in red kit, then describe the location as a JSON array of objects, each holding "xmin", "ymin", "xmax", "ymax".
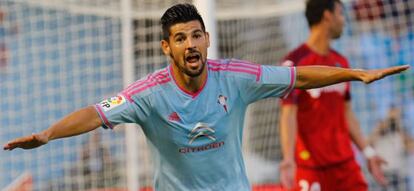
[{"xmin": 278, "ymin": 0, "xmax": 388, "ymax": 191}]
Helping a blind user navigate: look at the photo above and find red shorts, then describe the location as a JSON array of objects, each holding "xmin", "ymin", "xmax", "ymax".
[{"xmin": 292, "ymin": 159, "xmax": 368, "ymax": 191}]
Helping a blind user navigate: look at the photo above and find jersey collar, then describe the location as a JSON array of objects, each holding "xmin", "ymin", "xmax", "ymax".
[{"xmin": 168, "ymin": 62, "xmax": 209, "ymax": 99}]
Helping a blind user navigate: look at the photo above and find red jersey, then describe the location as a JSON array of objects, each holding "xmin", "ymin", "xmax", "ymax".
[{"xmin": 281, "ymin": 44, "xmax": 354, "ymax": 168}]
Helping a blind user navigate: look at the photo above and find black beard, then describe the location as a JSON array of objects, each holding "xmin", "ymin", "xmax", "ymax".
[{"xmin": 170, "ymin": 53, "xmax": 205, "ymax": 77}]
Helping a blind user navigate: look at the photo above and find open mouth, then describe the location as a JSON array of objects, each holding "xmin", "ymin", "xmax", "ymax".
[{"xmin": 185, "ymin": 52, "xmax": 201, "ymax": 63}]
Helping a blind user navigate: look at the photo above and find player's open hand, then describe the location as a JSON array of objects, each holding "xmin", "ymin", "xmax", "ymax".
[
  {"xmin": 367, "ymin": 155, "xmax": 388, "ymax": 186},
  {"xmin": 360, "ymin": 65, "xmax": 410, "ymax": 84},
  {"xmin": 279, "ymin": 159, "xmax": 296, "ymax": 189},
  {"xmin": 3, "ymin": 133, "xmax": 49, "ymax": 151}
]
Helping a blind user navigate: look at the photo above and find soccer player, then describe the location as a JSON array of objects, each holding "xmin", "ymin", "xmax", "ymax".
[
  {"xmin": 278, "ymin": 0, "xmax": 390, "ymax": 190},
  {"xmin": 3, "ymin": 3, "xmax": 408, "ymax": 191}
]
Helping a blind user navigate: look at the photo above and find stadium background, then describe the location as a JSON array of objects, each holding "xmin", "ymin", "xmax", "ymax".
[{"xmin": 0, "ymin": 0, "xmax": 413, "ymax": 190}]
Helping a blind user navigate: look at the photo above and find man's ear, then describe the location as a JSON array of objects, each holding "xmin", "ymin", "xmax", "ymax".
[
  {"xmin": 205, "ymin": 32, "xmax": 210, "ymax": 48},
  {"xmin": 323, "ymin": 10, "xmax": 333, "ymax": 23},
  {"xmin": 161, "ymin": 39, "xmax": 170, "ymax": 56}
]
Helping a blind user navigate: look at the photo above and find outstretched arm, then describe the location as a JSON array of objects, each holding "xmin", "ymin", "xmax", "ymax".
[
  {"xmin": 3, "ymin": 106, "xmax": 102, "ymax": 150},
  {"xmin": 294, "ymin": 65, "xmax": 409, "ymax": 89}
]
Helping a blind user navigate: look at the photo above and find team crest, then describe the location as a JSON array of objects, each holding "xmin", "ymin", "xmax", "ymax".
[
  {"xmin": 217, "ymin": 95, "xmax": 228, "ymax": 113},
  {"xmin": 100, "ymin": 95, "xmax": 126, "ymax": 111}
]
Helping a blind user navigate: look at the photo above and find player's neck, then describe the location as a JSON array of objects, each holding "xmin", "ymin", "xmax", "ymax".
[
  {"xmin": 306, "ymin": 27, "xmax": 332, "ymax": 56},
  {"xmin": 171, "ymin": 64, "xmax": 208, "ymax": 93}
]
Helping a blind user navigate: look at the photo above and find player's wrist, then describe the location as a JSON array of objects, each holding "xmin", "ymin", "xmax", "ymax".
[
  {"xmin": 39, "ymin": 130, "xmax": 51, "ymax": 143},
  {"xmin": 280, "ymin": 159, "xmax": 295, "ymax": 169},
  {"xmin": 363, "ymin": 146, "xmax": 377, "ymax": 159},
  {"xmin": 281, "ymin": 158, "xmax": 295, "ymax": 163},
  {"xmin": 351, "ymin": 68, "xmax": 365, "ymax": 81},
  {"xmin": 282, "ymin": 154, "xmax": 295, "ymax": 162}
]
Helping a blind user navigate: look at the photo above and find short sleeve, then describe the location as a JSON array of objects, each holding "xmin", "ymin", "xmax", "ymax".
[
  {"xmin": 239, "ymin": 65, "xmax": 296, "ymax": 104},
  {"xmin": 280, "ymin": 61, "xmax": 299, "ymax": 105},
  {"xmin": 94, "ymin": 94, "xmax": 148, "ymax": 129}
]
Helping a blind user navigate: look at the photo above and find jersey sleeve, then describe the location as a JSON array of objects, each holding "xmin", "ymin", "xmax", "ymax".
[
  {"xmin": 94, "ymin": 93, "xmax": 150, "ymax": 129},
  {"xmin": 279, "ymin": 65, "xmax": 299, "ymax": 105},
  {"xmin": 279, "ymin": 54, "xmax": 300, "ymax": 106},
  {"xmin": 238, "ymin": 65, "xmax": 296, "ymax": 104}
]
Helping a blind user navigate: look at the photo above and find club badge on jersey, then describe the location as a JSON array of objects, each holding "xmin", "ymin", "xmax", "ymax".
[
  {"xmin": 99, "ymin": 95, "xmax": 126, "ymax": 111},
  {"xmin": 217, "ymin": 95, "xmax": 228, "ymax": 113}
]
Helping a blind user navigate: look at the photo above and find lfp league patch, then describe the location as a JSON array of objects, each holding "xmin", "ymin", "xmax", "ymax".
[{"xmin": 100, "ymin": 95, "xmax": 126, "ymax": 111}]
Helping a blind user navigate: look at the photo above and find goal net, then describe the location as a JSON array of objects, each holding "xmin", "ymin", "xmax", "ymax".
[{"xmin": 1, "ymin": 0, "xmax": 413, "ymax": 190}]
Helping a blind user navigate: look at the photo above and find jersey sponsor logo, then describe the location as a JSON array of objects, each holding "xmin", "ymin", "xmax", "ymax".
[
  {"xmin": 188, "ymin": 122, "xmax": 216, "ymax": 144},
  {"xmin": 217, "ymin": 95, "xmax": 228, "ymax": 113},
  {"xmin": 306, "ymin": 83, "xmax": 346, "ymax": 98},
  {"xmin": 178, "ymin": 123, "xmax": 224, "ymax": 154},
  {"xmin": 179, "ymin": 141, "xmax": 225, "ymax": 154},
  {"xmin": 299, "ymin": 150, "xmax": 311, "ymax": 160},
  {"xmin": 99, "ymin": 95, "xmax": 126, "ymax": 111}
]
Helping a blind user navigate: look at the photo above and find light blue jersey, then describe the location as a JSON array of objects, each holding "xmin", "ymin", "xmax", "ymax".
[{"xmin": 95, "ymin": 59, "xmax": 296, "ymax": 191}]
